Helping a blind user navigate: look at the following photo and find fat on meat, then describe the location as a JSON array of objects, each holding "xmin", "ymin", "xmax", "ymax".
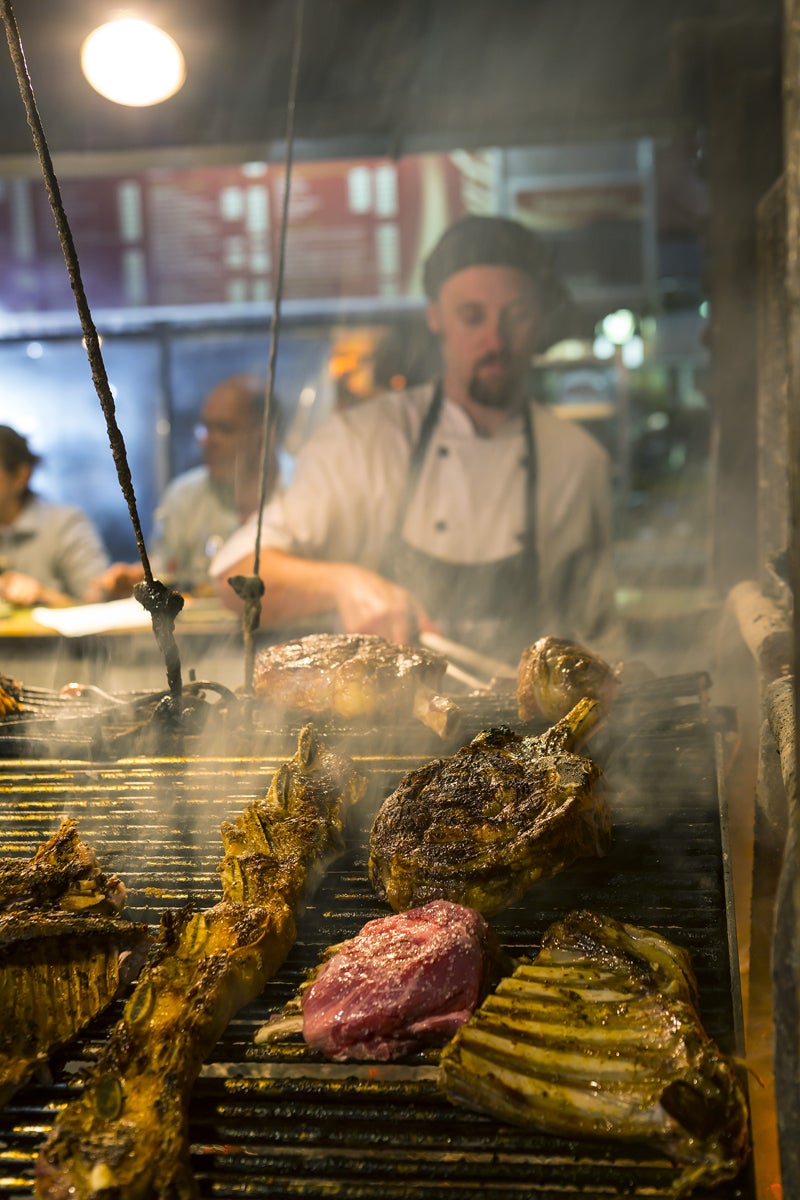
[{"xmin": 301, "ymin": 900, "xmax": 498, "ymax": 1061}]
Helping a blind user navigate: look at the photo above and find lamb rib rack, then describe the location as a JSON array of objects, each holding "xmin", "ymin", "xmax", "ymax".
[
  {"xmin": 35, "ymin": 725, "xmax": 367, "ymax": 1200},
  {"xmin": 439, "ymin": 909, "xmax": 750, "ymax": 1197},
  {"xmin": 0, "ymin": 820, "xmax": 149, "ymax": 1108}
]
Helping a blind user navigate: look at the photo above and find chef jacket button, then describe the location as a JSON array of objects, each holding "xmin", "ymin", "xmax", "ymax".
[
  {"xmin": 435, "ymin": 520, "xmax": 448, "ymax": 532},
  {"xmin": 437, "ymin": 445, "xmax": 449, "ymax": 457}
]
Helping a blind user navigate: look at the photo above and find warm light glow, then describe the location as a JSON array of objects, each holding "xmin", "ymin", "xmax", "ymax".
[{"xmin": 81, "ymin": 19, "xmax": 185, "ymax": 107}]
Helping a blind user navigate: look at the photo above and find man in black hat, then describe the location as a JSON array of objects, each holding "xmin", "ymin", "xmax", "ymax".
[{"xmin": 212, "ymin": 215, "xmax": 616, "ymax": 660}]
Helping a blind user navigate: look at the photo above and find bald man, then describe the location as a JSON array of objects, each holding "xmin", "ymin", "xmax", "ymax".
[{"xmin": 91, "ymin": 374, "xmax": 281, "ymax": 599}]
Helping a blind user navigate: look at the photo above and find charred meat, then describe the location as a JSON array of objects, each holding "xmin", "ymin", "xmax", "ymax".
[
  {"xmin": 0, "ymin": 818, "xmax": 127, "ymax": 915},
  {"xmin": 35, "ymin": 725, "xmax": 367, "ymax": 1200},
  {"xmin": 257, "ymin": 900, "xmax": 505, "ymax": 1061},
  {"xmin": 0, "ymin": 673, "xmax": 23, "ymax": 716},
  {"xmin": 516, "ymin": 635, "xmax": 619, "ymax": 723},
  {"xmin": 439, "ymin": 909, "xmax": 750, "ymax": 1197},
  {"xmin": 369, "ymin": 697, "xmax": 609, "ymax": 916},
  {"xmin": 0, "ymin": 820, "xmax": 149, "ymax": 1107},
  {"xmin": 253, "ymin": 632, "xmax": 460, "ymax": 737}
]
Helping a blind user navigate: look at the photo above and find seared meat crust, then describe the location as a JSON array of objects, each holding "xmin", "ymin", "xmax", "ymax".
[
  {"xmin": 369, "ymin": 697, "xmax": 609, "ymax": 915},
  {"xmin": 253, "ymin": 632, "xmax": 447, "ymax": 720},
  {"xmin": 35, "ymin": 726, "xmax": 367, "ymax": 1200},
  {"xmin": 517, "ymin": 635, "xmax": 619, "ymax": 723},
  {"xmin": 439, "ymin": 910, "xmax": 750, "ymax": 1197},
  {"xmin": 0, "ymin": 820, "xmax": 148, "ymax": 1108}
]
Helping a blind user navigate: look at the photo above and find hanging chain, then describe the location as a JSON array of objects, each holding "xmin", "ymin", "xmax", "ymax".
[
  {"xmin": 0, "ymin": 0, "xmax": 185, "ymax": 698},
  {"xmin": 228, "ymin": 0, "xmax": 305, "ymax": 693}
]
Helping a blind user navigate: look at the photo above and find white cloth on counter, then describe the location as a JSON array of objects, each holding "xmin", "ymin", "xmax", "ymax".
[{"xmin": 210, "ymin": 383, "xmax": 615, "ymax": 641}]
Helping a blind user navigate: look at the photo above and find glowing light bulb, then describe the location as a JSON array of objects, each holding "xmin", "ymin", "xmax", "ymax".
[
  {"xmin": 81, "ymin": 19, "xmax": 185, "ymax": 107},
  {"xmin": 600, "ymin": 309, "xmax": 636, "ymax": 345}
]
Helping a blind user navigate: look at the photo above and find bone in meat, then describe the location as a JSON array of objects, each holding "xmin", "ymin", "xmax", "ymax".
[
  {"xmin": 439, "ymin": 909, "xmax": 750, "ymax": 1197},
  {"xmin": 0, "ymin": 820, "xmax": 149, "ymax": 1108},
  {"xmin": 253, "ymin": 632, "xmax": 461, "ymax": 738},
  {"xmin": 35, "ymin": 725, "xmax": 367, "ymax": 1200},
  {"xmin": 369, "ymin": 696, "xmax": 609, "ymax": 916}
]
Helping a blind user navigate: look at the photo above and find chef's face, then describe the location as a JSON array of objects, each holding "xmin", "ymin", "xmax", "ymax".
[
  {"xmin": 196, "ymin": 382, "xmax": 263, "ymax": 485},
  {"xmin": 426, "ymin": 265, "xmax": 540, "ymax": 411}
]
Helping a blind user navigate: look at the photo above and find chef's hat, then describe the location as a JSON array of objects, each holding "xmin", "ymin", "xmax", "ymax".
[{"xmin": 422, "ymin": 215, "xmax": 574, "ymax": 347}]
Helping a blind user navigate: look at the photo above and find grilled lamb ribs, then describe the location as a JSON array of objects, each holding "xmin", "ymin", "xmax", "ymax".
[
  {"xmin": 516, "ymin": 634, "xmax": 620, "ymax": 723},
  {"xmin": 0, "ymin": 820, "xmax": 149, "ymax": 1107},
  {"xmin": 439, "ymin": 909, "xmax": 750, "ymax": 1197},
  {"xmin": 253, "ymin": 632, "xmax": 461, "ymax": 738},
  {"xmin": 35, "ymin": 725, "xmax": 367, "ymax": 1200},
  {"xmin": 369, "ymin": 696, "xmax": 609, "ymax": 916}
]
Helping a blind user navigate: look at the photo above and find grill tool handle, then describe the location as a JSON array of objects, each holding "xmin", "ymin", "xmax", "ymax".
[{"xmin": 419, "ymin": 631, "xmax": 517, "ymax": 685}]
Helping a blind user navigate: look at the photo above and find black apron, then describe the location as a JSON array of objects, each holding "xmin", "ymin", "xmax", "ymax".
[{"xmin": 381, "ymin": 381, "xmax": 540, "ymax": 663}]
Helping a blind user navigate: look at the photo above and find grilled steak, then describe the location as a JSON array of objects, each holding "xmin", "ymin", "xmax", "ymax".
[
  {"xmin": 35, "ymin": 725, "xmax": 367, "ymax": 1200},
  {"xmin": 253, "ymin": 632, "xmax": 461, "ymax": 738},
  {"xmin": 0, "ymin": 820, "xmax": 149, "ymax": 1107},
  {"xmin": 439, "ymin": 910, "xmax": 750, "ymax": 1196},
  {"xmin": 516, "ymin": 635, "xmax": 619, "ymax": 723},
  {"xmin": 257, "ymin": 900, "xmax": 503, "ymax": 1061},
  {"xmin": 369, "ymin": 697, "xmax": 609, "ymax": 916}
]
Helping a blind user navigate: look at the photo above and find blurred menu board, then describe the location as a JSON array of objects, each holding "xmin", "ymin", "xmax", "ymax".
[{"xmin": 0, "ymin": 151, "xmax": 496, "ymax": 313}]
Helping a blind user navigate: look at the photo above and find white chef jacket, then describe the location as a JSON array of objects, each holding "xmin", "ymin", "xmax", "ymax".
[{"xmin": 211, "ymin": 383, "xmax": 616, "ymax": 641}]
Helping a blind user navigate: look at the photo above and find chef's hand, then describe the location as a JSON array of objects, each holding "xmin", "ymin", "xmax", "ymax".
[
  {"xmin": 0, "ymin": 570, "xmax": 70, "ymax": 608},
  {"xmin": 334, "ymin": 564, "xmax": 437, "ymax": 645},
  {"xmin": 85, "ymin": 562, "xmax": 145, "ymax": 603}
]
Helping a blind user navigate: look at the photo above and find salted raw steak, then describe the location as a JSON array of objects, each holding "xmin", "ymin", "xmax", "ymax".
[{"xmin": 300, "ymin": 900, "xmax": 500, "ymax": 1061}]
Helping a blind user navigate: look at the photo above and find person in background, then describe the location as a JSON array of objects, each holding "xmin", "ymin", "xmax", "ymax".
[
  {"xmin": 211, "ymin": 216, "xmax": 616, "ymax": 661},
  {"xmin": 91, "ymin": 374, "xmax": 282, "ymax": 599},
  {"xmin": 0, "ymin": 423, "xmax": 110, "ymax": 608}
]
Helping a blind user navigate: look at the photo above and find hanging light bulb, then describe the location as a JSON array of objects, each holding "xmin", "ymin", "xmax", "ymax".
[{"xmin": 81, "ymin": 18, "xmax": 186, "ymax": 107}]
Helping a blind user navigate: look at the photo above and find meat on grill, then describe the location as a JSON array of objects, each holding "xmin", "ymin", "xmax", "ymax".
[
  {"xmin": 257, "ymin": 900, "xmax": 503, "ymax": 1061},
  {"xmin": 0, "ymin": 673, "xmax": 23, "ymax": 716},
  {"xmin": 439, "ymin": 909, "xmax": 750, "ymax": 1196},
  {"xmin": 369, "ymin": 696, "xmax": 609, "ymax": 916},
  {"xmin": 0, "ymin": 820, "xmax": 149, "ymax": 1107},
  {"xmin": 35, "ymin": 725, "xmax": 367, "ymax": 1200},
  {"xmin": 253, "ymin": 632, "xmax": 461, "ymax": 738},
  {"xmin": 516, "ymin": 635, "xmax": 619, "ymax": 723}
]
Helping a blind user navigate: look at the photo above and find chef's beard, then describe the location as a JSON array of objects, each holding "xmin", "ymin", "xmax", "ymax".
[{"xmin": 467, "ymin": 353, "xmax": 523, "ymax": 410}]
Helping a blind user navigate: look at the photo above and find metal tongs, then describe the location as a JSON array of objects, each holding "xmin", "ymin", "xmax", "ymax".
[{"xmin": 419, "ymin": 630, "xmax": 517, "ymax": 692}]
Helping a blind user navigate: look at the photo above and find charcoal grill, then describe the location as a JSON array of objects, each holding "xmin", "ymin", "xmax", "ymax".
[
  {"xmin": 0, "ymin": 670, "xmax": 714, "ymax": 761},
  {"xmin": 0, "ymin": 694, "xmax": 753, "ymax": 1199}
]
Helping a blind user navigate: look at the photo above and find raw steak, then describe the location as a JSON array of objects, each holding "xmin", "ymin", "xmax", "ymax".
[{"xmin": 300, "ymin": 900, "xmax": 501, "ymax": 1061}]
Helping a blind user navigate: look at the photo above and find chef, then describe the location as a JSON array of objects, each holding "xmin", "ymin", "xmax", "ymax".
[{"xmin": 211, "ymin": 214, "xmax": 616, "ymax": 660}]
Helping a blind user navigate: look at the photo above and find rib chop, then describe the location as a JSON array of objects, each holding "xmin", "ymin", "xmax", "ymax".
[
  {"xmin": 35, "ymin": 725, "xmax": 367, "ymax": 1200},
  {"xmin": 252, "ymin": 632, "xmax": 461, "ymax": 738},
  {"xmin": 0, "ymin": 820, "xmax": 149, "ymax": 1108},
  {"xmin": 439, "ymin": 909, "xmax": 750, "ymax": 1197},
  {"xmin": 369, "ymin": 696, "xmax": 609, "ymax": 916}
]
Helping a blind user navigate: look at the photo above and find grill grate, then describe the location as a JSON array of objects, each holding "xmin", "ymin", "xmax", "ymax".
[{"xmin": 0, "ymin": 711, "xmax": 753, "ymax": 1199}]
